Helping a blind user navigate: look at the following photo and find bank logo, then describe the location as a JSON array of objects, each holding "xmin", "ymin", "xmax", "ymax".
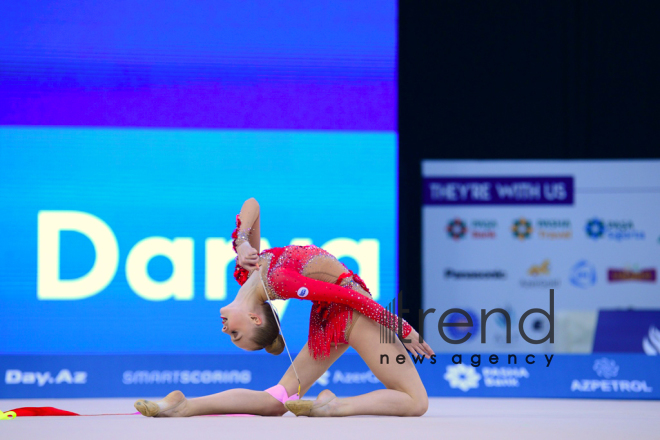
[
  {"xmin": 607, "ymin": 267, "xmax": 657, "ymax": 283},
  {"xmin": 571, "ymin": 357, "xmax": 653, "ymax": 393},
  {"xmin": 512, "ymin": 218, "xmax": 533, "ymax": 240},
  {"xmin": 520, "ymin": 260, "xmax": 560, "ymax": 288},
  {"xmin": 642, "ymin": 326, "xmax": 660, "ymax": 356},
  {"xmin": 593, "ymin": 358, "xmax": 619, "ymax": 379},
  {"xmin": 585, "ymin": 217, "xmax": 645, "ymax": 241},
  {"xmin": 446, "ymin": 218, "xmax": 497, "ymax": 240},
  {"xmin": 536, "ymin": 219, "xmax": 572, "ymax": 240},
  {"xmin": 444, "ymin": 364, "xmax": 481, "ymax": 392},
  {"xmin": 586, "ymin": 218, "xmax": 605, "ymax": 239},
  {"xmin": 447, "ymin": 218, "xmax": 467, "ymax": 240},
  {"xmin": 483, "ymin": 367, "xmax": 530, "ymax": 387},
  {"xmin": 570, "ymin": 260, "xmax": 597, "ymax": 288}
]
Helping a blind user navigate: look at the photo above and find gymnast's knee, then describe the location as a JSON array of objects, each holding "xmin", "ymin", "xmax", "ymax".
[
  {"xmin": 263, "ymin": 398, "xmax": 287, "ymax": 417},
  {"xmin": 405, "ymin": 391, "xmax": 429, "ymax": 417}
]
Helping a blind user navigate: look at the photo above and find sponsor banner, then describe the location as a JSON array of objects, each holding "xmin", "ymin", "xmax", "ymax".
[
  {"xmin": 593, "ymin": 311, "xmax": 660, "ymax": 354},
  {"xmin": 585, "ymin": 218, "xmax": 646, "ymax": 241},
  {"xmin": 2, "ymin": 354, "xmax": 659, "ymax": 400},
  {"xmin": 423, "ymin": 177, "xmax": 574, "ymax": 206}
]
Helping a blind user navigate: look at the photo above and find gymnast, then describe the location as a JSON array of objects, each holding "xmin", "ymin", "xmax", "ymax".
[{"xmin": 134, "ymin": 198, "xmax": 433, "ymax": 417}]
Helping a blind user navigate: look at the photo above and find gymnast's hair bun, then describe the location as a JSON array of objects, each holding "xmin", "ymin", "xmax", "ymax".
[{"xmin": 265, "ymin": 335, "xmax": 284, "ymax": 355}]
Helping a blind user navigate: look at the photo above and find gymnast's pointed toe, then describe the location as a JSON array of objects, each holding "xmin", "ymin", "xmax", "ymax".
[
  {"xmin": 285, "ymin": 400, "xmax": 314, "ymax": 417},
  {"xmin": 134, "ymin": 399, "xmax": 161, "ymax": 417}
]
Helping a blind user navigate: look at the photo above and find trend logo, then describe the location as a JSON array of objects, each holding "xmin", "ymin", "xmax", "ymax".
[
  {"xmin": 447, "ymin": 218, "xmax": 467, "ymax": 240},
  {"xmin": 642, "ymin": 326, "xmax": 660, "ymax": 356},
  {"xmin": 593, "ymin": 358, "xmax": 619, "ymax": 379},
  {"xmin": 443, "ymin": 364, "xmax": 481, "ymax": 392},
  {"xmin": 586, "ymin": 218, "xmax": 606, "ymax": 239},
  {"xmin": 570, "ymin": 260, "xmax": 597, "ymax": 288},
  {"xmin": 512, "ymin": 218, "xmax": 533, "ymax": 240}
]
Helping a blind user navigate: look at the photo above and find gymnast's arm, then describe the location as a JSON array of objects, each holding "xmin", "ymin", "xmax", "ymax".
[
  {"xmin": 269, "ymin": 267, "xmax": 413, "ymax": 338},
  {"xmin": 233, "ymin": 197, "xmax": 262, "ymax": 271}
]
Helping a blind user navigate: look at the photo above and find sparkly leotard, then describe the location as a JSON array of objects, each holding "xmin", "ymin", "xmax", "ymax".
[{"xmin": 232, "ymin": 199, "xmax": 412, "ymax": 360}]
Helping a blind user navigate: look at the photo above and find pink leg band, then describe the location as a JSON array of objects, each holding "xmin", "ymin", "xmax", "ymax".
[{"xmin": 264, "ymin": 384, "xmax": 299, "ymax": 404}]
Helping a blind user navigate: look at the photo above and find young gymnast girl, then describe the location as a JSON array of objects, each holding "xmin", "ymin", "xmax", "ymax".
[{"xmin": 134, "ymin": 198, "xmax": 433, "ymax": 417}]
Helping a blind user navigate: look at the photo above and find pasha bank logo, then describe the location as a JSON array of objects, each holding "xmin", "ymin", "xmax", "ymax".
[
  {"xmin": 36, "ymin": 211, "xmax": 382, "ymax": 309},
  {"xmin": 446, "ymin": 218, "xmax": 497, "ymax": 240}
]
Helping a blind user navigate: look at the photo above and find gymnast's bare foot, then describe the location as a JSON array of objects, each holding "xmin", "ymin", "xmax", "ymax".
[
  {"xmin": 285, "ymin": 389, "xmax": 339, "ymax": 417},
  {"xmin": 134, "ymin": 390, "xmax": 189, "ymax": 417},
  {"xmin": 309, "ymin": 389, "xmax": 339, "ymax": 416}
]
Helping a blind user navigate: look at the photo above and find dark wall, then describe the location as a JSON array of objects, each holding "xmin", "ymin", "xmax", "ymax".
[{"xmin": 398, "ymin": 1, "xmax": 660, "ymax": 328}]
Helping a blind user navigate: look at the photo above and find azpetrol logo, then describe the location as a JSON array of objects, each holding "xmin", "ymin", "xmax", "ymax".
[
  {"xmin": 519, "ymin": 260, "xmax": 561, "ymax": 289},
  {"xmin": 607, "ymin": 267, "xmax": 657, "ymax": 283},
  {"xmin": 447, "ymin": 218, "xmax": 496, "ymax": 240},
  {"xmin": 571, "ymin": 358, "xmax": 653, "ymax": 393},
  {"xmin": 585, "ymin": 218, "xmax": 645, "ymax": 241},
  {"xmin": 570, "ymin": 260, "xmax": 597, "ymax": 288}
]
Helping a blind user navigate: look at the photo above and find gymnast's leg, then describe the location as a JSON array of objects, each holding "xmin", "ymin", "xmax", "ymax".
[
  {"xmin": 290, "ymin": 316, "xmax": 429, "ymax": 417},
  {"xmin": 134, "ymin": 342, "xmax": 348, "ymax": 417}
]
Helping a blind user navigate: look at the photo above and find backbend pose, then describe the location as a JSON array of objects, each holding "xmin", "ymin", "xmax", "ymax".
[{"xmin": 134, "ymin": 198, "xmax": 433, "ymax": 417}]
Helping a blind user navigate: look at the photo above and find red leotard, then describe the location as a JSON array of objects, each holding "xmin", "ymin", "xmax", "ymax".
[{"xmin": 231, "ymin": 200, "xmax": 412, "ymax": 359}]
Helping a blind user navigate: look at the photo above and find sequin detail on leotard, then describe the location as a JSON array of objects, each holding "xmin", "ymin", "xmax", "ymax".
[{"xmin": 231, "ymin": 225, "xmax": 412, "ymax": 359}]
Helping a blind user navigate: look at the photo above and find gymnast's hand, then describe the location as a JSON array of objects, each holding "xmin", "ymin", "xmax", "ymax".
[
  {"xmin": 237, "ymin": 241, "xmax": 259, "ymax": 271},
  {"xmin": 402, "ymin": 328, "xmax": 435, "ymax": 359}
]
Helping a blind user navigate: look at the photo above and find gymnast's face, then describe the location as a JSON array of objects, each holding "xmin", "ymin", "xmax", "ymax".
[{"xmin": 219, "ymin": 304, "xmax": 261, "ymax": 351}]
